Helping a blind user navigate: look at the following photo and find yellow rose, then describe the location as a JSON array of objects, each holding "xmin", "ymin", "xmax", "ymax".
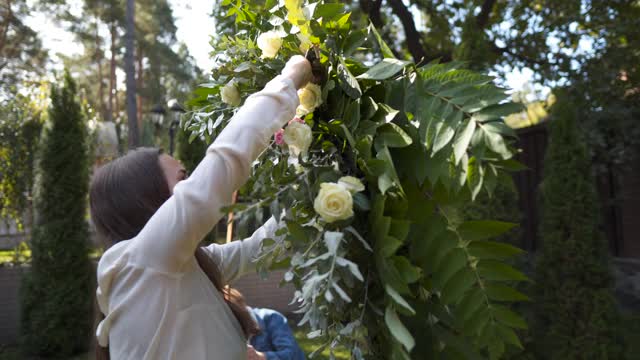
[
  {"xmin": 314, "ymin": 183, "xmax": 354, "ymax": 223},
  {"xmin": 220, "ymin": 81, "xmax": 241, "ymax": 107},
  {"xmin": 257, "ymin": 31, "xmax": 283, "ymax": 59},
  {"xmin": 338, "ymin": 176, "xmax": 365, "ymax": 193},
  {"xmin": 296, "ymin": 83, "xmax": 322, "ymax": 116},
  {"xmin": 283, "ymin": 121, "xmax": 313, "ymax": 156}
]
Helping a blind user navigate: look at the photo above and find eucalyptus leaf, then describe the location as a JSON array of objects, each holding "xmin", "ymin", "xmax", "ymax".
[
  {"xmin": 345, "ymin": 226, "xmax": 373, "ymax": 251},
  {"xmin": 332, "ymin": 282, "xmax": 352, "ymax": 302},
  {"xmin": 385, "ymin": 305, "xmax": 416, "ymax": 351},
  {"xmin": 385, "ymin": 285, "xmax": 416, "ymax": 315},
  {"xmin": 324, "ymin": 231, "xmax": 344, "ymax": 254},
  {"xmin": 335, "ymin": 257, "xmax": 364, "ymax": 281}
]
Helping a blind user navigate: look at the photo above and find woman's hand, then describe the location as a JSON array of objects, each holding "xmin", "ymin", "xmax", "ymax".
[
  {"xmin": 247, "ymin": 345, "xmax": 267, "ymax": 360},
  {"xmin": 281, "ymin": 55, "xmax": 313, "ymax": 90}
]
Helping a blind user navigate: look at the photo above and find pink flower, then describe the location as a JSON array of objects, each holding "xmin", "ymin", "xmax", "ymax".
[
  {"xmin": 288, "ymin": 117, "xmax": 305, "ymax": 125},
  {"xmin": 274, "ymin": 129, "xmax": 285, "ymax": 146}
]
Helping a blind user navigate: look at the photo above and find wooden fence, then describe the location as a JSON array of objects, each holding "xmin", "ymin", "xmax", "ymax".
[
  {"xmin": 0, "ymin": 266, "xmax": 295, "ymax": 345},
  {"xmin": 513, "ymin": 122, "xmax": 640, "ymax": 258}
]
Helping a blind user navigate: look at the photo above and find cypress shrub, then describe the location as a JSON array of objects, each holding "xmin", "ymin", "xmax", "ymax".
[
  {"xmin": 21, "ymin": 71, "xmax": 93, "ymax": 356},
  {"xmin": 175, "ymin": 125, "xmax": 207, "ymax": 174},
  {"xmin": 532, "ymin": 89, "xmax": 622, "ymax": 359}
]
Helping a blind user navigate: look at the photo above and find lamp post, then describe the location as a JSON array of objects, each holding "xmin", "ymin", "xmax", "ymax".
[
  {"xmin": 149, "ymin": 104, "xmax": 166, "ymax": 127},
  {"xmin": 148, "ymin": 104, "xmax": 166, "ymax": 149},
  {"xmin": 167, "ymin": 99, "xmax": 185, "ymax": 156}
]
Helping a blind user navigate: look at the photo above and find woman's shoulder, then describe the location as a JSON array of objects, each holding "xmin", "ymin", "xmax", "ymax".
[{"xmin": 97, "ymin": 240, "xmax": 131, "ymax": 280}]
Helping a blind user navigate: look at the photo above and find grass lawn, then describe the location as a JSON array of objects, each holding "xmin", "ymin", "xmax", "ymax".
[
  {"xmin": 0, "ymin": 249, "xmax": 30, "ymax": 265},
  {"xmin": 0, "ymin": 331, "xmax": 348, "ymax": 359},
  {"xmin": 0, "ymin": 346, "xmax": 88, "ymax": 360},
  {"xmin": 0, "ymin": 248, "xmax": 102, "ymax": 266},
  {"xmin": 294, "ymin": 329, "xmax": 349, "ymax": 359}
]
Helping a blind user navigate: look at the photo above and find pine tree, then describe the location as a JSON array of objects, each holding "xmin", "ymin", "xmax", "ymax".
[
  {"xmin": 533, "ymin": 89, "xmax": 622, "ymax": 359},
  {"xmin": 21, "ymin": 71, "xmax": 93, "ymax": 356}
]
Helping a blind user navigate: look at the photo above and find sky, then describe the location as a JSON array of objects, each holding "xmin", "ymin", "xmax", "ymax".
[{"xmin": 24, "ymin": 0, "xmax": 537, "ymax": 94}]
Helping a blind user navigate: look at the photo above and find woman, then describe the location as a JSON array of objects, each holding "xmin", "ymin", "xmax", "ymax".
[{"xmin": 90, "ymin": 56, "xmax": 312, "ymax": 360}]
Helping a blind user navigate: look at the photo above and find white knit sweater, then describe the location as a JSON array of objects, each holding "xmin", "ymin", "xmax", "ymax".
[{"xmin": 95, "ymin": 75, "xmax": 299, "ymax": 360}]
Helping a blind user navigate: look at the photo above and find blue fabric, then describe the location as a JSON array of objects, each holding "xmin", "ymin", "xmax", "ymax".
[{"xmin": 249, "ymin": 308, "xmax": 306, "ymax": 360}]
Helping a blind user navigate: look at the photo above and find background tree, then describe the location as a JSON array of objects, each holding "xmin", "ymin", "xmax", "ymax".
[
  {"xmin": 175, "ymin": 127, "xmax": 207, "ymax": 174},
  {"xmin": 124, "ymin": 0, "xmax": 138, "ymax": 147},
  {"xmin": 20, "ymin": 71, "xmax": 93, "ymax": 357},
  {"xmin": 38, "ymin": 0, "xmax": 201, "ymax": 151},
  {"xmin": 211, "ymin": 0, "xmax": 639, "ymax": 163},
  {"xmin": 0, "ymin": 93, "xmax": 44, "ymax": 228},
  {"xmin": 532, "ymin": 90, "xmax": 622, "ymax": 359},
  {"xmin": 0, "ymin": 0, "xmax": 48, "ymax": 98}
]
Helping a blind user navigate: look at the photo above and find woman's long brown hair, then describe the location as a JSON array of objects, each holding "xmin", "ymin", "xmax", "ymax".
[{"xmin": 90, "ymin": 148, "xmax": 258, "ymax": 360}]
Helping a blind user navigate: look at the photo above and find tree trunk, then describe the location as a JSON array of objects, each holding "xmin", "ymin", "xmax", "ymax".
[
  {"xmin": 359, "ymin": 0, "xmax": 383, "ymax": 29},
  {"xmin": 107, "ymin": 24, "xmax": 117, "ymax": 122},
  {"xmin": 387, "ymin": 0, "xmax": 426, "ymax": 63},
  {"xmin": 124, "ymin": 0, "xmax": 139, "ymax": 148},
  {"xmin": 97, "ymin": 59, "xmax": 105, "ymax": 119},
  {"xmin": 0, "ymin": 0, "xmax": 14, "ymax": 57},
  {"xmin": 136, "ymin": 45, "xmax": 143, "ymax": 131},
  {"xmin": 115, "ymin": 86, "xmax": 119, "ymax": 116},
  {"xmin": 94, "ymin": 16, "xmax": 105, "ymax": 120}
]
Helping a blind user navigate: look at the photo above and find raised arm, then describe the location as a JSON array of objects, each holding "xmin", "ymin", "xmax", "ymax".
[
  {"xmin": 130, "ymin": 57, "xmax": 311, "ymax": 273},
  {"xmin": 204, "ymin": 217, "xmax": 281, "ymax": 284}
]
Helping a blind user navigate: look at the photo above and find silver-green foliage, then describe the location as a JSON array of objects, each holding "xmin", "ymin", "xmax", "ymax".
[{"xmin": 187, "ymin": 1, "xmax": 528, "ymax": 358}]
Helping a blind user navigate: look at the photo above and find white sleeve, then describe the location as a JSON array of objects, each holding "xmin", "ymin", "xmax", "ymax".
[
  {"xmin": 129, "ymin": 76, "xmax": 298, "ymax": 273},
  {"xmin": 204, "ymin": 217, "xmax": 281, "ymax": 283}
]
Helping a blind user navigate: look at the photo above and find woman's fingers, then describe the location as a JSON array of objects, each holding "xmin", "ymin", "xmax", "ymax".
[{"xmin": 282, "ymin": 55, "xmax": 313, "ymax": 89}]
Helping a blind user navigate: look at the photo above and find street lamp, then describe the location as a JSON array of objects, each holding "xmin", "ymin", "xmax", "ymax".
[
  {"xmin": 167, "ymin": 99, "xmax": 185, "ymax": 156},
  {"xmin": 149, "ymin": 104, "xmax": 166, "ymax": 127}
]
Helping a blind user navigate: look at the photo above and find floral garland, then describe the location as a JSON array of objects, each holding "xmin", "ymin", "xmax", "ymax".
[{"xmin": 187, "ymin": 0, "xmax": 529, "ymax": 358}]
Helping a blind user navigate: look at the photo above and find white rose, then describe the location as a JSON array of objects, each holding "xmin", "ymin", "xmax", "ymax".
[
  {"xmin": 314, "ymin": 183, "xmax": 354, "ymax": 223},
  {"xmin": 296, "ymin": 83, "xmax": 322, "ymax": 116},
  {"xmin": 338, "ymin": 176, "xmax": 365, "ymax": 194},
  {"xmin": 283, "ymin": 121, "xmax": 313, "ymax": 156},
  {"xmin": 257, "ymin": 31, "xmax": 283, "ymax": 59},
  {"xmin": 220, "ymin": 81, "xmax": 241, "ymax": 107}
]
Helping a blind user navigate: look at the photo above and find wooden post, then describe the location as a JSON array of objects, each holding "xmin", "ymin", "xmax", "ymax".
[{"xmin": 226, "ymin": 191, "xmax": 238, "ymax": 243}]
